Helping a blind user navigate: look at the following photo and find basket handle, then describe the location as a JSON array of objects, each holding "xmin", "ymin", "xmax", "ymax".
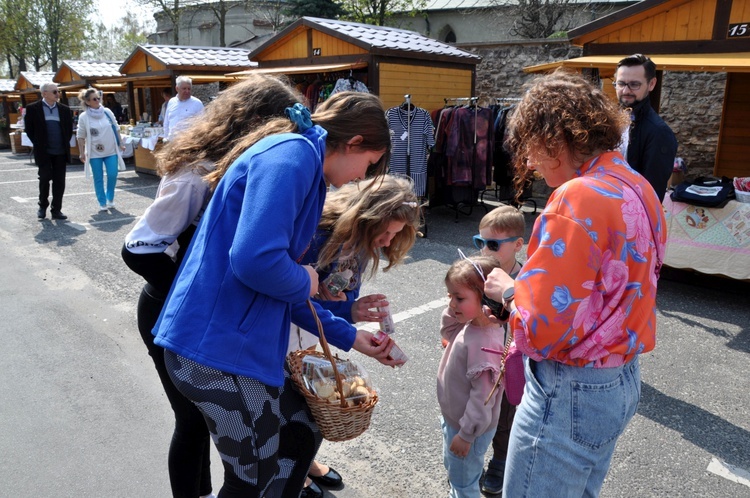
[{"xmin": 307, "ymin": 299, "xmax": 347, "ymax": 408}]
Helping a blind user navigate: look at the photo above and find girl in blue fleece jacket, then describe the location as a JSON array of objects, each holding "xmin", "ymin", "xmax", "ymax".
[{"xmin": 154, "ymin": 92, "xmax": 402, "ymax": 498}]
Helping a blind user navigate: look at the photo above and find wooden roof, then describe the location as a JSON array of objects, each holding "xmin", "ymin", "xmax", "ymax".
[
  {"xmin": 16, "ymin": 71, "xmax": 56, "ymax": 92},
  {"xmin": 568, "ymin": 0, "xmax": 750, "ymax": 55},
  {"xmin": 54, "ymin": 60, "xmax": 125, "ymax": 91},
  {"xmin": 111, "ymin": 44, "xmax": 257, "ymax": 87},
  {"xmin": 248, "ymin": 17, "xmax": 482, "ymax": 66}
]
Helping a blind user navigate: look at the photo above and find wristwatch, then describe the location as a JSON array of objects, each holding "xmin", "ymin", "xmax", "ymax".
[{"xmin": 502, "ymin": 287, "xmax": 515, "ymax": 310}]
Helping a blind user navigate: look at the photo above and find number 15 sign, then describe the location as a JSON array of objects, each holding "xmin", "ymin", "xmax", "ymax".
[{"xmin": 728, "ymin": 23, "xmax": 749, "ymax": 37}]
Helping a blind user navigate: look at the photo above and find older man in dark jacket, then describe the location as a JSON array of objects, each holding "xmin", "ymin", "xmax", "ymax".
[{"xmin": 25, "ymin": 82, "xmax": 73, "ymax": 220}]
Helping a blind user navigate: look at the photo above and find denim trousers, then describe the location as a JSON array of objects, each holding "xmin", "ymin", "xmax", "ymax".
[
  {"xmin": 441, "ymin": 416, "xmax": 495, "ymax": 498},
  {"xmin": 503, "ymin": 356, "xmax": 641, "ymax": 498},
  {"xmin": 89, "ymin": 154, "xmax": 119, "ymax": 206}
]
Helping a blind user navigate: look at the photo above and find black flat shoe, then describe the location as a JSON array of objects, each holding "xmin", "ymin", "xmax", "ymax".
[
  {"xmin": 308, "ymin": 467, "xmax": 343, "ymax": 488},
  {"xmin": 50, "ymin": 210, "xmax": 68, "ymax": 220},
  {"xmin": 37, "ymin": 209, "xmax": 46, "ymax": 219},
  {"xmin": 300, "ymin": 480, "xmax": 323, "ymax": 498}
]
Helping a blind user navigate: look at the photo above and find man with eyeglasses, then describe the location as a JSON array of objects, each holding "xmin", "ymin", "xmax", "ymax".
[
  {"xmin": 614, "ymin": 54, "xmax": 677, "ymax": 203},
  {"xmin": 24, "ymin": 82, "xmax": 74, "ymax": 220}
]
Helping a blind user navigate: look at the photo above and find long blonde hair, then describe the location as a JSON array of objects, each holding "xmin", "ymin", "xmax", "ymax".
[
  {"xmin": 158, "ymin": 73, "xmax": 303, "ymax": 180},
  {"xmin": 316, "ymin": 175, "xmax": 421, "ymax": 277}
]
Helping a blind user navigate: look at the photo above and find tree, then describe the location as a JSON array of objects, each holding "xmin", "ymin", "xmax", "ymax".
[
  {"xmin": 285, "ymin": 0, "xmax": 344, "ymax": 19},
  {"xmin": 86, "ymin": 13, "xmax": 153, "ymax": 60},
  {"xmin": 340, "ymin": 0, "xmax": 424, "ymax": 26},
  {"xmin": 0, "ymin": 0, "xmax": 46, "ymax": 75},
  {"xmin": 140, "ymin": 0, "xmax": 182, "ymax": 44},
  {"xmin": 39, "ymin": 0, "xmax": 93, "ymax": 71},
  {"xmin": 253, "ymin": 0, "xmax": 292, "ymax": 32}
]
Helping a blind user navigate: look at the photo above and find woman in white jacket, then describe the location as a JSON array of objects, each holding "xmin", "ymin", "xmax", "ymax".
[{"xmin": 76, "ymin": 88, "xmax": 125, "ymax": 211}]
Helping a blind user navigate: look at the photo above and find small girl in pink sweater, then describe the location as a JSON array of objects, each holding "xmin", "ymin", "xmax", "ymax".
[{"xmin": 437, "ymin": 256, "xmax": 506, "ymax": 497}]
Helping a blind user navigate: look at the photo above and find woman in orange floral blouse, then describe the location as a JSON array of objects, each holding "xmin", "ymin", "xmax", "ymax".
[{"xmin": 484, "ymin": 70, "xmax": 667, "ymax": 497}]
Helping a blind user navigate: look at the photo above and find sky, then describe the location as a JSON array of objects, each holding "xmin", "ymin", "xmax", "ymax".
[{"xmin": 93, "ymin": 0, "xmax": 155, "ymax": 29}]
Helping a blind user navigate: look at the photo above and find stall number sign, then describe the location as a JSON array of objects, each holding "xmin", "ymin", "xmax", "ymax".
[
  {"xmin": 728, "ymin": 23, "xmax": 749, "ymax": 37},
  {"xmin": 313, "ymin": 48, "xmax": 322, "ymax": 56}
]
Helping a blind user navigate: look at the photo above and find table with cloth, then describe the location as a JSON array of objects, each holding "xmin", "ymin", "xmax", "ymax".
[{"xmin": 663, "ymin": 196, "xmax": 750, "ymax": 280}]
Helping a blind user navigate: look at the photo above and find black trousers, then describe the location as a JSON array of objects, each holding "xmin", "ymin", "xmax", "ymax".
[
  {"xmin": 37, "ymin": 153, "xmax": 67, "ymax": 212},
  {"xmin": 138, "ymin": 284, "xmax": 213, "ymax": 498}
]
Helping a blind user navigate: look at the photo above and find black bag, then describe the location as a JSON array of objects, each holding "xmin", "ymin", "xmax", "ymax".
[{"xmin": 670, "ymin": 176, "xmax": 735, "ymax": 208}]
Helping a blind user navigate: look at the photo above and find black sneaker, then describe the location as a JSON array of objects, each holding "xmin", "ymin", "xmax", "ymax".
[
  {"xmin": 50, "ymin": 210, "xmax": 68, "ymax": 220},
  {"xmin": 481, "ymin": 465, "xmax": 504, "ymax": 495}
]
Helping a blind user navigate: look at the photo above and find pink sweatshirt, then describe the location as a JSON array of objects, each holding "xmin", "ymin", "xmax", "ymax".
[{"xmin": 436, "ymin": 308, "xmax": 505, "ymax": 443}]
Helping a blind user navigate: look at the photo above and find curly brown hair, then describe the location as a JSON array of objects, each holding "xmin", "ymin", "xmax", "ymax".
[
  {"xmin": 506, "ymin": 70, "xmax": 629, "ymax": 202},
  {"xmin": 316, "ymin": 175, "xmax": 421, "ymax": 277},
  {"xmin": 156, "ymin": 73, "xmax": 303, "ymax": 181}
]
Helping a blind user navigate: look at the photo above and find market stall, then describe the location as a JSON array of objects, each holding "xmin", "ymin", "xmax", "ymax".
[
  {"xmin": 523, "ymin": 0, "xmax": 750, "ymax": 180},
  {"xmin": 0, "ymin": 79, "xmax": 20, "ymax": 148},
  {"xmin": 105, "ymin": 44, "xmax": 256, "ymax": 174},
  {"xmin": 233, "ymin": 17, "xmax": 482, "ymax": 111}
]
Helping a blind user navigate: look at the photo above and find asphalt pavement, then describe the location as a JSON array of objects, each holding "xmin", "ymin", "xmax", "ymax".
[{"xmin": 1, "ymin": 150, "xmax": 748, "ymax": 498}]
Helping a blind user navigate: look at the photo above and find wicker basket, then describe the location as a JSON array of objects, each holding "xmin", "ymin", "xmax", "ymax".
[{"xmin": 287, "ymin": 301, "xmax": 379, "ymax": 442}]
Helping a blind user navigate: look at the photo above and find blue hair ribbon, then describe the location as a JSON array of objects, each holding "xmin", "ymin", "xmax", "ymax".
[{"xmin": 285, "ymin": 103, "xmax": 313, "ymax": 132}]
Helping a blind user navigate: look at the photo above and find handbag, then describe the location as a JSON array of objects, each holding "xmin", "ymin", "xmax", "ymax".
[
  {"xmin": 484, "ymin": 332, "xmax": 525, "ymax": 406},
  {"xmin": 104, "ymin": 110, "xmax": 126, "ymax": 172}
]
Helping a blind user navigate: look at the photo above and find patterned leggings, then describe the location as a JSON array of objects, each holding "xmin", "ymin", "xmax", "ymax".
[{"xmin": 165, "ymin": 350, "xmax": 322, "ymax": 498}]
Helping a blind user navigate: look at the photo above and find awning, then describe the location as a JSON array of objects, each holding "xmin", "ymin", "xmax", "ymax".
[
  {"xmin": 228, "ymin": 61, "xmax": 368, "ymax": 77},
  {"xmin": 524, "ymin": 53, "xmax": 750, "ymax": 74}
]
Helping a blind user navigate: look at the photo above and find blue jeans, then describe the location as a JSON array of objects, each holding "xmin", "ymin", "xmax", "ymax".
[
  {"xmin": 89, "ymin": 154, "xmax": 119, "ymax": 206},
  {"xmin": 504, "ymin": 356, "xmax": 641, "ymax": 498},
  {"xmin": 441, "ymin": 416, "xmax": 494, "ymax": 498}
]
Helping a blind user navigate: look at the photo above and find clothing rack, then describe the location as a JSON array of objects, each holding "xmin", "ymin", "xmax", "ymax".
[
  {"xmin": 431, "ymin": 97, "xmax": 491, "ymax": 221},
  {"xmin": 480, "ymin": 97, "xmax": 538, "ymax": 213}
]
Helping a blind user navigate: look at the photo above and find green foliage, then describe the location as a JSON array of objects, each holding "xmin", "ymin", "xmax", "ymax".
[
  {"xmin": 86, "ymin": 12, "xmax": 153, "ymax": 60},
  {"xmin": 285, "ymin": 0, "xmax": 344, "ymax": 19},
  {"xmin": 339, "ymin": 0, "xmax": 425, "ymax": 26},
  {"xmin": 0, "ymin": 0, "xmax": 95, "ymax": 75}
]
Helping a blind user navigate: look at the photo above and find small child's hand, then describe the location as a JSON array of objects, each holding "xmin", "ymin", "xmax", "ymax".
[{"xmin": 449, "ymin": 434, "xmax": 471, "ymax": 457}]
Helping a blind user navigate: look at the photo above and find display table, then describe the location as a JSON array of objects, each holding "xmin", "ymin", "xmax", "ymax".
[
  {"xmin": 132, "ymin": 127, "xmax": 164, "ymax": 175},
  {"xmin": 663, "ymin": 196, "xmax": 750, "ymax": 280}
]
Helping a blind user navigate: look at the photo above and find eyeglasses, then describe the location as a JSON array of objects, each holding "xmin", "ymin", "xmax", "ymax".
[
  {"xmin": 473, "ymin": 235, "xmax": 521, "ymax": 252},
  {"xmin": 613, "ymin": 81, "xmax": 643, "ymax": 91},
  {"xmin": 46, "ymin": 90, "xmax": 58, "ymax": 94},
  {"xmin": 89, "ymin": 97, "xmax": 100, "ymax": 101}
]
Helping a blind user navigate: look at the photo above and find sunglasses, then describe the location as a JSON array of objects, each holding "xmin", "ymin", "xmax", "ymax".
[
  {"xmin": 47, "ymin": 90, "xmax": 58, "ymax": 94},
  {"xmin": 89, "ymin": 97, "xmax": 100, "ymax": 101},
  {"xmin": 473, "ymin": 235, "xmax": 521, "ymax": 252}
]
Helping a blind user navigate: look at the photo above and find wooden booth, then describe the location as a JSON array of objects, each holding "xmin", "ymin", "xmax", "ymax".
[
  {"xmin": 107, "ymin": 44, "xmax": 256, "ymax": 174},
  {"xmin": 0, "ymin": 79, "xmax": 20, "ymax": 149},
  {"xmin": 236, "ymin": 16, "xmax": 482, "ymax": 111},
  {"xmin": 524, "ymin": 0, "xmax": 750, "ymax": 280}
]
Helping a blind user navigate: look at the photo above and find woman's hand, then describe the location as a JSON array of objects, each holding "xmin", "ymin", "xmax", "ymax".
[
  {"xmin": 351, "ymin": 330, "xmax": 406, "ymax": 368},
  {"xmin": 120, "ymin": 145, "xmax": 126, "ymax": 151},
  {"xmin": 351, "ymin": 294, "xmax": 388, "ymax": 322},
  {"xmin": 79, "ymin": 152, "xmax": 86, "ymax": 163},
  {"xmin": 484, "ymin": 268, "xmax": 514, "ymax": 302},
  {"xmin": 303, "ymin": 265, "xmax": 319, "ymax": 297}
]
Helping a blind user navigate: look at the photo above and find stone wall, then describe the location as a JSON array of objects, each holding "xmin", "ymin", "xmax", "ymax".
[{"xmin": 460, "ymin": 40, "xmax": 723, "ymax": 179}]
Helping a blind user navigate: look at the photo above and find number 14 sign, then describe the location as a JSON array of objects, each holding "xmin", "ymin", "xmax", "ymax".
[{"xmin": 728, "ymin": 23, "xmax": 749, "ymax": 37}]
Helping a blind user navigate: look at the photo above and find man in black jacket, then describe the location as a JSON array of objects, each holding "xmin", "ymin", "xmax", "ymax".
[
  {"xmin": 24, "ymin": 82, "xmax": 73, "ymax": 220},
  {"xmin": 615, "ymin": 54, "xmax": 678, "ymax": 203}
]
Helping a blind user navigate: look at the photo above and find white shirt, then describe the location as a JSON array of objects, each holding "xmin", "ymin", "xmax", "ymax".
[{"xmin": 163, "ymin": 96, "xmax": 204, "ymax": 140}]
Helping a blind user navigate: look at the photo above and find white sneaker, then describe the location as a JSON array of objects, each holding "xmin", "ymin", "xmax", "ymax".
[
  {"xmin": 99, "ymin": 205, "xmax": 108, "ymax": 212},
  {"xmin": 106, "ymin": 201, "xmax": 116, "ymax": 209}
]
